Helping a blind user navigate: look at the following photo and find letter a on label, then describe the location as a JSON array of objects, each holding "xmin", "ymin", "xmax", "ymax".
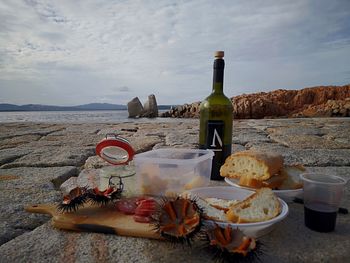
[{"xmin": 210, "ymin": 128, "xmax": 223, "ymax": 148}]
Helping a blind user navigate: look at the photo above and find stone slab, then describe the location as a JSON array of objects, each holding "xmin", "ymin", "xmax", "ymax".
[
  {"xmin": 266, "ymin": 126, "xmax": 326, "ymax": 136},
  {"xmin": 0, "ymin": 118, "xmax": 349, "ymax": 262},
  {"xmin": 0, "ymin": 223, "xmax": 211, "ymax": 263},
  {"xmin": 1, "ymin": 147, "xmax": 95, "ymax": 168},
  {"xmin": 0, "ymin": 166, "xmax": 77, "ymax": 190},
  {"xmin": 268, "ymin": 134, "xmax": 347, "ymax": 149},
  {"xmin": 0, "ymin": 166, "xmax": 77, "ymax": 245},
  {"xmin": 0, "ymin": 148, "xmax": 33, "ymax": 167},
  {"xmin": 36, "ymin": 133, "xmax": 100, "ymax": 147},
  {"xmin": 165, "ymin": 132, "xmax": 198, "ymax": 147},
  {"xmin": 0, "ymin": 123, "xmax": 66, "ymax": 140},
  {"xmin": 0, "ymin": 134, "xmax": 42, "ymax": 150},
  {"xmin": 129, "ymin": 135, "xmax": 164, "ymax": 153},
  {"xmin": 261, "ymin": 203, "xmax": 350, "ymax": 262},
  {"xmin": 232, "ymin": 128, "xmax": 271, "ymax": 145}
]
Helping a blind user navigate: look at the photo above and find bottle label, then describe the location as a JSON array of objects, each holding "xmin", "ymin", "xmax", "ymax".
[
  {"xmin": 206, "ymin": 121, "xmax": 224, "ymax": 151},
  {"xmin": 203, "ymin": 121, "xmax": 231, "ymax": 180}
]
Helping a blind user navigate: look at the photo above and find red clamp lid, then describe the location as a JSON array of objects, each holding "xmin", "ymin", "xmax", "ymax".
[{"xmin": 96, "ymin": 134, "xmax": 135, "ymax": 165}]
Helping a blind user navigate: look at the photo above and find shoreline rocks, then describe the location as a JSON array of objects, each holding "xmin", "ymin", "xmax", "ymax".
[
  {"xmin": 161, "ymin": 102, "xmax": 201, "ymax": 118},
  {"xmin": 140, "ymin": 94, "xmax": 158, "ymax": 118},
  {"xmin": 127, "ymin": 94, "xmax": 159, "ymax": 118},
  {"xmin": 160, "ymin": 85, "xmax": 350, "ymax": 119},
  {"xmin": 127, "ymin": 97, "xmax": 144, "ymax": 118}
]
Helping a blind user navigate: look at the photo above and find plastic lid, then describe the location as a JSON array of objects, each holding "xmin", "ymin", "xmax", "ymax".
[
  {"xmin": 214, "ymin": 51, "xmax": 224, "ymax": 58},
  {"xmin": 96, "ymin": 134, "xmax": 135, "ymax": 165},
  {"xmin": 134, "ymin": 148, "xmax": 214, "ymax": 165}
]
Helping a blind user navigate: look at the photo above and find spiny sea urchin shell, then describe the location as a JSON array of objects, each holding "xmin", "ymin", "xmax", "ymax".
[
  {"xmin": 57, "ymin": 187, "xmax": 89, "ymax": 213},
  {"xmin": 204, "ymin": 224, "xmax": 263, "ymax": 263},
  {"xmin": 152, "ymin": 196, "xmax": 204, "ymax": 246},
  {"xmin": 87, "ymin": 186, "xmax": 123, "ymax": 206}
]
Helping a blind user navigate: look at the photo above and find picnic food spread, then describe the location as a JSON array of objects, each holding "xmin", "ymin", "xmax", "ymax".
[{"xmin": 26, "ymin": 133, "xmax": 301, "ymax": 262}]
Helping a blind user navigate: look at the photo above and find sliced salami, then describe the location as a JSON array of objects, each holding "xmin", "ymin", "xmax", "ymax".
[
  {"xmin": 134, "ymin": 198, "xmax": 156, "ymax": 223},
  {"xmin": 116, "ymin": 196, "xmax": 157, "ymax": 223},
  {"xmin": 115, "ymin": 198, "xmax": 138, "ymax": 215}
]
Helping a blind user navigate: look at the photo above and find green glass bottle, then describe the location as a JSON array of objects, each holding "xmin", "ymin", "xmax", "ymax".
[{"xmin": 199, "ymin": 51, "xmax": 233, "ymax": 180}]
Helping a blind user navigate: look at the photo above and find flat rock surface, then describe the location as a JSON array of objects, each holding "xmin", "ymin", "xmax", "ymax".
[{"xmin": 0, "ymin": 118, "xmax": 349, "ymax": 263}]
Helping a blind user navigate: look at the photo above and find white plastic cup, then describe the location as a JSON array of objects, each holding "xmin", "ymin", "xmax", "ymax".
[{"xmin": 300, "ymin": 173, "xmax": 347, "ymax": 232}]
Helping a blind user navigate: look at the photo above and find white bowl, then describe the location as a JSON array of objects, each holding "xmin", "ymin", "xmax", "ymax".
[
  {"xmin": 224, "ymin": 177, "xmax": 303, "ymax": 203},
  {"xmin": 186, "ymin": 186, "xmax": 289, "ymax": 238}
]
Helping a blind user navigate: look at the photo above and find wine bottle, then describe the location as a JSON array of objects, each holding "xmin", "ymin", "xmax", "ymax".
[{"xmin": 199, "ymin": 51, "xmax": 233, "ymax": 180}]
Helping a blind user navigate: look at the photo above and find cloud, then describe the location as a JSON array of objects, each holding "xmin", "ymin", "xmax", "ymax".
[
  {"xmin": 0, "ymin": 0, "xmax": 349, "ymax": 105},
  {"xmin": 115, "ymin": 86, "xmax": 130, "ymax": 92}
]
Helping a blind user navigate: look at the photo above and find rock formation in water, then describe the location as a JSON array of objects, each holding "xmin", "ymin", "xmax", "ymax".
[
  {"xmin": 140, "ymin": 94, "xmax": 158, "ymax": 118},
  {"xmin": 127, "ymin": 94, "xmax": 158, "ymax": 118},
  {"xmin": 160, "ymin": 85, "xmax": 350, "ymax": 119},
  {"xmin": 127, "ymin": 97, "xmax": 144, "ymax": 118}
]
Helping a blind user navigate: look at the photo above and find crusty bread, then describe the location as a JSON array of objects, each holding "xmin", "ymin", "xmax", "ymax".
[
  {"xmin": 226, "ymin": 188, "xmax": 281, "ymax": 223},
  {"xmin": 204, "ymin": 197, "xmax": 239, "ymax": 212},
  {"xmin": 220, "ymin": 150, "xmax": 284, "ymax": 181},
  {"xmin": 278, "ymin": 165, "xmax": 305, "ymax": 190},
  {"xmin": 238, "ymin": 172, "xmax": 287, "ymax": 189},
  {"xmin": 183, "ymin": 195, "xmax": 227, "ymax": 222}
]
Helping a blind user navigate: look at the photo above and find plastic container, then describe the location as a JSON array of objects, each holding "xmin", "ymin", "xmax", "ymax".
[{"xmin": 134, "ymin": 148, "xmax": 214, "ymax": 196}]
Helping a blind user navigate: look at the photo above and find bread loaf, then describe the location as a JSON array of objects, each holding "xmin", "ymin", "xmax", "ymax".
[
  {"xmin": 220, "ymin": 150, "xmax": 284, "ymax": 181},
  {"xmin": 226, "ymin": 188, "xmax": 281, "ymax": 223},
  {"xmin": 278, "ymin": 165, "xmax": 305, "ymax": 190},
  {"xmin": 238, "ymin": 172, "xmax": 287, "ymax": 189}
]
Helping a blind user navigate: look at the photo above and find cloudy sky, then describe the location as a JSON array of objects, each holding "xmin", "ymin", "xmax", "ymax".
[{"xmin": 0, "ymin": 0, "xmax": 350, "ymax": 106}]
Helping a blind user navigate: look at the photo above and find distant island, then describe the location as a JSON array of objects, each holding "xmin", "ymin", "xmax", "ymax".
[{"xmin": 0, "ymin": 103, "xmax": 174, "ymax": 112}]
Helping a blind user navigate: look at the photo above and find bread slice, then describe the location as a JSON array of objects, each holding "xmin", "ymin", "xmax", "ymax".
[
  {"xmin": 238, "ymin": 172, "xmax": 287, "ymax": 190},
  {"xmin": 278, "ymin": 165, "xmax": 305, "ymax": 190},
  {"xmin": 226, "ymin": 188, "xmax": 281, "ymax": 223},
  {"xmin": 220, "ymin": 150, "xmax": 284, "ymax": 181},
  {"xmin": 183, "ymin": 195, "xmax": 227, "ymax": 222},
  {"xmin": 204, "ymin": 197, "xmax": 239, "ymax": 212}
]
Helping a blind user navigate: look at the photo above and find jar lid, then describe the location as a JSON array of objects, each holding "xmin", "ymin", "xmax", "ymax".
[{"xmin": 95, "ymin": 134, "xmax": 135, "ymax": 165}]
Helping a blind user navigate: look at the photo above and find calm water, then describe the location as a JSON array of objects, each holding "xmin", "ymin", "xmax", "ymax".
[{"xmin": 0, "ymin": 110, "xmax": 191, "ymax": 123}]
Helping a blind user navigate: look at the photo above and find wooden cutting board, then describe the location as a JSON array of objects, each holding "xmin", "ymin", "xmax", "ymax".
[{"xmin": 25, "ymin": 203, "xmax": 161, "ymax": 239}]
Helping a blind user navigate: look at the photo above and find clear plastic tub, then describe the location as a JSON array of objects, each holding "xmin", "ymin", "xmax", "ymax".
[{"xmin": 134, "ymin": 148, "xmax": 214, "ymax": 196}]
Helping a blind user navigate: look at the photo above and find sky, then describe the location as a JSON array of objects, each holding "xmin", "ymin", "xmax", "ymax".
[{"xmin": 0, "ymin": 0, "xmax": 350, "ymax": 106}]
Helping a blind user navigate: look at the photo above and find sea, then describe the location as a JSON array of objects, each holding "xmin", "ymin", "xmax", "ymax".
[{"xmin": 0, "ymin": 110, "xmax": 191, "ymax": 123}]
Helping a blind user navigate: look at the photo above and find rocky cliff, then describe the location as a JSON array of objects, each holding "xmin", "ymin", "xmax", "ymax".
[{"xmin": 161, "ymin": 85, "xmax": 350, "ymax": 119}]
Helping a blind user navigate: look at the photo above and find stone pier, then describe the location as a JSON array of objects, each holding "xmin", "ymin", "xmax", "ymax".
[{"xmin": 0, "ymin": 118, "xmax": 349, "ymax": 262}]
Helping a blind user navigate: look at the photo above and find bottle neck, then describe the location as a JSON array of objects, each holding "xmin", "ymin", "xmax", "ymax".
[{"xmin": 212, "ymin": 58, "xmax": 224, "ymax": 93}]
